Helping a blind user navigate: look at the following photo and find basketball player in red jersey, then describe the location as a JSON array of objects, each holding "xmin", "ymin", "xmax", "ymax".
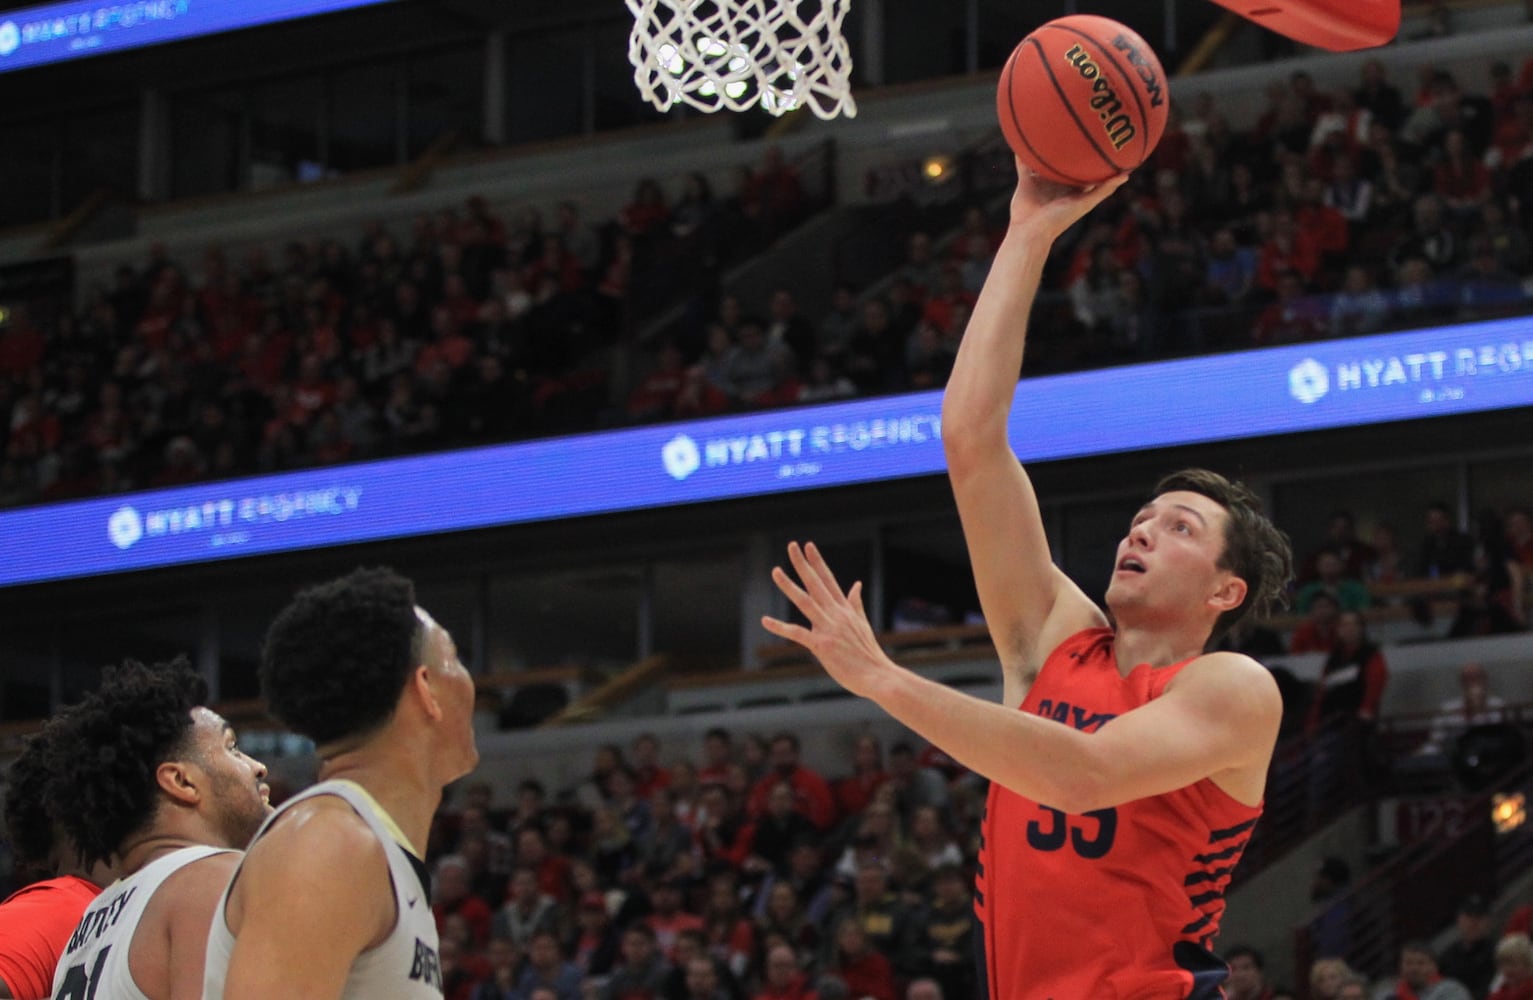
[
  {"xmin": 0, "ymin": 728, "xmax": 113, "ymax": 1000},
  {"xmin": 763, "ymin": 165, "xmax": 1293, "ymax": 999}
]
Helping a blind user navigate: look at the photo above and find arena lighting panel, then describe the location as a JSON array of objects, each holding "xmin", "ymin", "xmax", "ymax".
[
  {"xmin": 0, "ymin": 316, "xmax": 1531, "ymax": 588},
  {"xmin": 0, "ymin": 0, "xmax": 396, "ymax": 74}
]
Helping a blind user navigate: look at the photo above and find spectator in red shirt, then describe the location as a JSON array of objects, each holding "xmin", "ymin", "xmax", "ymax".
[
  {"xmin": 0, "ymin": 732, "xmax": 112, "ymax": 1000},
  {"xmin": 1257, "ymin": 212, "xmax": 1321, "ymax": 291},
  {"xmin": 632, "ymin": 732, "xmax": 673, "ymax": 800},
  {"xmin": 646, "ymin": 875, "xmax": 705, "ymax": 962},
  {"xmin": 827, "ymin": 919, "xmax": 895, "ymax": 1000},
  {"xmin": 627, "ymin": 343, "xmax": 689, "ymax": 421},
  {"xmin": 754, "ymin": 943, "xmax": 817, "ymax": 1000},
  {"xmin": 697, "ymin": 728, "xmax": 734, "ymax": 789},
  {"xmin": 1491, "ymin": 934, "xmax": 1533, "ymax": 1000},
  {"xmin": 1290, "ymin": 592, "xmax": 1342, "ymax": 654},
  {"xmin": 696, "ymin": 784, "xmax": 754, "ymax": 871},
  {"xmin": 433, "ymin": 855, "xmax": 493, "ymax": 949},
  {"xmin": 1435, "ymin": 129, "xmax": 1493, "ymax": 214},
  {"xmin": 515, "ymin": 825, "xmax": 572, "ymax": 903},
  {"xmin": 1252, "ymin": 271, "xmax": 1327, "ymax": 346},
  {"xmin": 747, "ymin": 733, "xmax": 836, "ymax": 830},
  {"xmin": 833, "ymin": 733, "xmax": 888, "ymax": 821}
]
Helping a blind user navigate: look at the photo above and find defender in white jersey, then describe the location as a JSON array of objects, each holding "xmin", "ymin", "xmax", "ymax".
[
  {"xmin": 205, "ymin": 567, "xmax": 479, "ymax": 1000},
  {"xmin": 41, "ymin": 659, "xmax": 271, "ymax": 1000}
]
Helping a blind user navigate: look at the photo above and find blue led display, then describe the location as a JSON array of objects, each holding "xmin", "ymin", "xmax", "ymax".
[
  {"xmin": 0, "ymin": 317, "xmax": 1529, "ymax": 588},
  {"xmin": 0, "ymin": 0, "xmax": 394, "ymax": 74}
]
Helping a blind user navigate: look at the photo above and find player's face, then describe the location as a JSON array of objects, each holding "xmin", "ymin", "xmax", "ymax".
[
  {"xmin": 418, "ymin": 607, "xmax": 480, "ymax": 780},
  {"xmin": 1106, "ymin": 490, "xmax": 1239, "ymax": 626},
  {"xmin": 187, "ymin": 707, "xmax": 272, "ymax": 849}
]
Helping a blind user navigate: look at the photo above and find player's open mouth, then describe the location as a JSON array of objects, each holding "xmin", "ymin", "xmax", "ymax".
[
  {"xmin": 259, "ymin": 784, "xmax": 271, "ymax": 804},
  {"xmin": 1117, "ymin": 557, "xmax": 1146, "ymax": 574}
]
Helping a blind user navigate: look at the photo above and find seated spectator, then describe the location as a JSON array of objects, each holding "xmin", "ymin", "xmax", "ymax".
[
  {"xmin": 1336, "ymin": 976, "xmax": 1368, "ymax": 1000},
  {"xmin": 1390, "ymin": 196, "xmax": 1459, "ymax": 276},
  {"xmin": 1492, "ymin": 934, "xmax": 1533, "ymax": 1000},
  {"xmin": 1421, "ymin": 502, "xmax": 1476, "ymax": 580},
  {"xmin": 701, "ymin": 871, "xmax": 755, "ymax": 982},
  {"xmin": 1439, "ymin": 894, "xmax": 1498, "ymax": 998},
  {"xmin": 905, "ymin": 321, "xmax": 955, "ymax": 389},
  {"xmin": 798, "ymin": 358, "xmax": 857, "ymax": 404},
  {"xmin": 1252, "ymin": 271, "xmax": 1326, "ymax": 345},
  {"xmin": 833, "ymin": 733, "xmax": 887, "ymax": 821},
  {"xmin": 516, "ymin": 928, "xmax": 585, "ymax": 1000},
  {"xmin": 751, "ymin": 781, "xmax": 821, "ymax": 878},
  {"xmin": 495, "ymin": 865, "xmax": 561, "ymax": 948},
  {"xmin": 567, "ymin": 889, "xmax": 622, "ymax": 978},
  {"xmin": 470, "ymin": 937, "xmax": 521, "ymax": 1000},
  {"xmin": 1203, "ymin": 228, "xmax": 1259, "ymax": 305},
  {"xmin": 1376, "ymin": 940, "xmax": 1473, "ymax": 1000},
  {"xmin": 757, "ymin": 866, "xmax": 826, "ymax": 954},
  {"xmin": 1434, "ymin": 130, "xmax": 1492, "ymax": 216},
  {"xmin": 681, "ymin": 954, "xmax": 734, "ymax": 1000},
  {"xmin": 1330, "ymin": 266, "xmax": 1390, "ymax": 338},
  {"xmin": 620, "ymin": 178, "xmax": 671, "ymax": 240},
  {"xmin": 906, "ymin": 805, "xmax": 962, "ymax": 876},
  {"xmin": 912, "ymin": 865, "xmax": 976, "ymax": 1000},
  {"xmin": 1324, "ymin": 157, "xmax": 1374, "ymax": 224},
  {"xmin": 886, "ymin": 743, "xmax": 948, "ymax": 821},
  {"xmin": 766, "ymin": 289, "xmax": 817, "ymax": 372},
  {"xmin": 723, "ymin": 320, "xmax": 795, "ymax": 407},
  {"xmin": 1415, "ymin": 662, "xmax": 1509, "ymax": 766},
  {"xmin": 1297, "ymin": 550, "xmax": 1372, "ymax": 613},
  {"xmin": 754, "ymin": 943, "xmax": 816, "ymax": 1000},
  {"xmin": 434, "ymin": 854, "xmax": 494, "ymax": 948},
  {"xmin": 1290, "ymin": 591, "xmax": 1342, "ymax": 655},
  {"xmin": 604, "ymin": 923, "xmax": 673, "ymax": 1000},
  {"xmin": 1309, "ymin": 957, "xmax": 1358, "ymax": 1000},
  {"xmin": 747, "ymin": 734, "xmax": 836, "ymax": 831},
  {"xmin": 1507, "ymin": 509, "xmax": 1533, "ymax": 570},
  {"xmin": 1226, "ymin": 944, "xmax": 1273, "ymax": 1000},
  {"xmin": 826, "ymin": 918, "xmax": 895, "ymax": 1000}
]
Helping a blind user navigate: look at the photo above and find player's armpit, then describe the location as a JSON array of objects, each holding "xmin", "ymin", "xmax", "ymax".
[
  {"xmin": 1066, "ymin": 653, "xmax": 1282, "ymax": 812},
  {"xmin": 222, "ymin": 803, "xmax": 394, "ymax": 1000},
  {"xmin": 0, "ymin": 974, "xmax": 14, "ymax": 999}
]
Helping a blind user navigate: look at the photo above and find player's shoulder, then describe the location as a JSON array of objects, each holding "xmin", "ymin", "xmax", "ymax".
[
  {"xmin": 1174, "ymin": 651, "xmax": 1282, "ymax": 709},
  {"xmin": 247, "ymin": 796, "xmax": 387, "ymax": 876}
]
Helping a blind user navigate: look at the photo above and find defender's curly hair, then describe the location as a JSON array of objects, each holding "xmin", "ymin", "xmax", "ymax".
[
  {"xmin": 1151, "ymin": 469, "xmax": 1294, "ymax": 642},
  {"xmin": 5, "ymin": 727, "xmax": 61, "ymax": 871},
  {"xmin": 261, "ymin": 567, "xmax": 424, "ymax": 747},
  {"xmin": 43, "ymin": 657, "xmax": 207, "ymax": 870}
]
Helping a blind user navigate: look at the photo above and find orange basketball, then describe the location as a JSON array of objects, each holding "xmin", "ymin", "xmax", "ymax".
[{"xmin": 996, "ymin": 15, "xmax": 1170, "ymax": 187}]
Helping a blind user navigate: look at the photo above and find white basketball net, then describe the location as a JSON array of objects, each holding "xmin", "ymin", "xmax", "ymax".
[{"xmin": 626, "ymin": 0, "xmax": 857, "ymax": 120}]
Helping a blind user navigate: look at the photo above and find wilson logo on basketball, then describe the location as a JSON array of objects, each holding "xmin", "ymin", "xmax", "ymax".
[
  {"xmin": 1110, "ymin": 34, "xmax": 1166, "ymax": 108},
  {"xmin": 1062, "ymin": 44, "xmax": 1136, "ymax": 151}
]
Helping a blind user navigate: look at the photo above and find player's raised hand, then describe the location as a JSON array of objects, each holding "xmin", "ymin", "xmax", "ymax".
[
  {"xmin": 1009, "ymin": 158, "xmax": 1128, "ymax": 239},
  {"xmin": 762, "ymin": 541, "xmax": 891, "ymax": 700}
]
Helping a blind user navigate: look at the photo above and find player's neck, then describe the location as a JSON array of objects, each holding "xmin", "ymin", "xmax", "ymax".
[
  {"xmin": 115, "ymin": 829, "xmax": 216, "ymax": 876},
  {"xmin": 316, "ymin": 749, "xmax": 439, "ymax": 857},
  {"xmin": 1111, "ymin": 621, "xmax": 1209, "ymax": 673}
]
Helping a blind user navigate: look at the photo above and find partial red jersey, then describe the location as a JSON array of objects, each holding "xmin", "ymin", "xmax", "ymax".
[
  {"xmin": 975, "ymin": 628, "xmax": 1261, "ymax": 1000},
  {"xmin": 0, "ymin": 875, "xmax": 102, "ymax": 1000}
]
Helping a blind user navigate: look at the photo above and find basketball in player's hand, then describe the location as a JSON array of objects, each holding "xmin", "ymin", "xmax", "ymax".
[{"xmin": 997, "ymin": 15, "xmax": 1169, "ymax": 187}]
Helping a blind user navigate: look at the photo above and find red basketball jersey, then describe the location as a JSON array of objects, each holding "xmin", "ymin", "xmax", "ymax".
[{"xmin": 975, "ymin": 628, "xmax": 1260, "ymax": 1000}]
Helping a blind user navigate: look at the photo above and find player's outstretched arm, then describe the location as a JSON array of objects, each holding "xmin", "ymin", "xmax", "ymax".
[
  {"xmin": 942, "ymin": 165, "xmax": 1124, "ymax": 688},
  {"xmin": 219, "ymin": 801, "xmax": 396, "ymax": 1000},
  {"xmin": 765, "ymin": 543, "xmax": 1280, "ymax": 811}
]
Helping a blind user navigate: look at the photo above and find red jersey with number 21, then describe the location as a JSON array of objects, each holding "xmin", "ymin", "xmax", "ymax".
[{"xmin": 975, "ymin": 628, "xmax": 1261, "ymax": 1000}]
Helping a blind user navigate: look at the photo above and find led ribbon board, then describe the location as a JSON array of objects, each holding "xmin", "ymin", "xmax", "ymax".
[
  {"xmin": 0, "ymin": 317, "xmax": 1530, "ymax": 587},
  {"xmin": 0, "ymin": 0, "xmax": 395, "ymax": 74}
]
